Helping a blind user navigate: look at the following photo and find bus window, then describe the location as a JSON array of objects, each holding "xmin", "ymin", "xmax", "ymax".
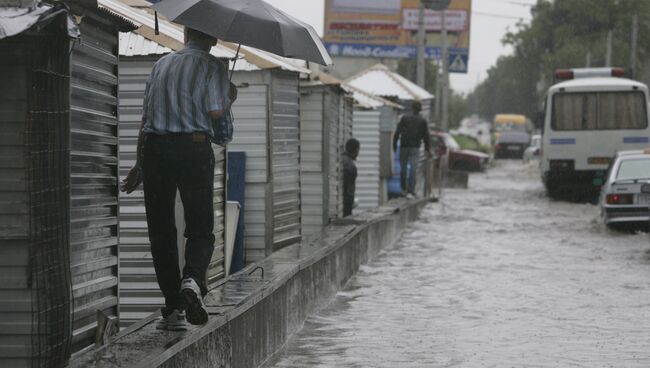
[{"xmin": 552, "ymin": 91, "xmax": 648, "ymax": 131}]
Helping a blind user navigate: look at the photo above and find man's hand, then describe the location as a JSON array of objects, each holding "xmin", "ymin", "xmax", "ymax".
[
  {"xmin": 121, "ymin": 166, "xmax": 143, "ymax": 194},
  {"xmin": 228, "ymin": 82, "xmax": 238, "ymax": 104}
]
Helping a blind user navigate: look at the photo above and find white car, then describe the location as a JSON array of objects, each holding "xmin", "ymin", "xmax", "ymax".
[
  {"xmin": 523, "ymin": 134, "xmax": 541, "ymax": 163},
  {"xmin": 599, "ymin": 150, "xmax": 650, "ymax": 229}
]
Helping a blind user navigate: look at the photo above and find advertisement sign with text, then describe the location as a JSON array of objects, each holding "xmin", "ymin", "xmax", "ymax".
[{"xmin": 324, "ymin": 0, "xmax": 471, "ymax": 73}]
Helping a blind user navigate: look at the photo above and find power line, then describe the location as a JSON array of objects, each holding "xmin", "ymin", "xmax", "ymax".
[
  {"xmin": 508, "ymin": 1, "xmax": 535, "ymax": 6},
  {"xmin": 487, "ymin": 0, "xmax": 536, "ymax": 6},
  {"xmin": 473, "ymin": 10, "xmax": 531, "ymax": 21}
]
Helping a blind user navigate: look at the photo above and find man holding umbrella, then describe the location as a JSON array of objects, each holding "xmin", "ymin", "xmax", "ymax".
[
  {"xmin": 121, "ymin": 28, "xmax": 237, "ymax": 330},
  {"xmin": 122, "ymin": 0, "xmax": 330, "ymax": 330}
]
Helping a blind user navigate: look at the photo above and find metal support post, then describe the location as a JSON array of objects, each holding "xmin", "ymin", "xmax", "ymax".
[
  {"xmin": 416, "ymin": 1, "xmax": 426, "ymax": 88},
  {"xmin": 441, "ymin": 8, "xmax": 449, "ymax": 131}
]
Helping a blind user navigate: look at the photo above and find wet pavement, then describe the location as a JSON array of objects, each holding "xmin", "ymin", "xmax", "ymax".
[{"xmin": 266, "ymin": 161, "xmax": 650, "ymax": 367}]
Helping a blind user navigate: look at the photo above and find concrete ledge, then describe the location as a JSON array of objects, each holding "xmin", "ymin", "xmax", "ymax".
[{"xmin": 69, "ymin": 198, "xmax": 428, "ymax": 368}]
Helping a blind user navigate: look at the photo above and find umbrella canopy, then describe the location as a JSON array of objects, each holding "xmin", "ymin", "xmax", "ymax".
[{"xmin": 152, "ymin": 0, "xmax": 332, "ymax": 66}]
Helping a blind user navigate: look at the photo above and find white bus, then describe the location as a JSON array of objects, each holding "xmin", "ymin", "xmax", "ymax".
[{"xmin": 540, "ymin": 68, "xmax": 650, "ymax": 197}]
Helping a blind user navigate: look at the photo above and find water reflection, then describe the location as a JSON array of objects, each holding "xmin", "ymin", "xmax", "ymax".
[{"xmin": 267, "ymin": 161, "xmax": 650, "ymax": 367}]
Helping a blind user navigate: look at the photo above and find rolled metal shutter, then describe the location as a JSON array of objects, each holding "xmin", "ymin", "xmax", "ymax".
[
  {"xmin": 118, "ymin": 57, "xmax": 160, "ymax": 326},
  {"xmin": 69, "ymin": 13, "xmax": 120, "ymax": 352},
  {"xmin": 227, "ymin": 81, "xmax": 270, "ymax": 263},
  {"xmin": 353, "ymin": 110, "xmax": 382, "ymax": 212},
  {"xmin": 208, "ymin": 145, "xmax": 226, "ymax": 288},
  {"xmin": 271, "ymin": 72, "xmax": 301, "ymax": 250}
]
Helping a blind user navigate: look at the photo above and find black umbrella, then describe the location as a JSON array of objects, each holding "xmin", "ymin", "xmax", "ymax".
[{"xmin": 152, "ymin": 0, "xmax": 332, "ymax": 66}]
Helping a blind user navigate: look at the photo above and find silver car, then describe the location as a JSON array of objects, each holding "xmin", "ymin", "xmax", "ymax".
[
  {"xmin": 523, "ymin": 134, "xmax": 541, "ymax": 163},
  {"xmin": 599, "ymin": 150, "xmax": 650, "ymax": 228}
]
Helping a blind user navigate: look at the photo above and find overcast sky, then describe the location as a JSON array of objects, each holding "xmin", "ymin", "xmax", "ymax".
[{"xmin": 264, "ymin": 0, "xmax": 535, "ymax": 94}]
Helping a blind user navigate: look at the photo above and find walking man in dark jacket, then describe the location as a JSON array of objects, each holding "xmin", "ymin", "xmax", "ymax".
[
  {"xmin": 342, "ymin": 138, "xmax": 360, "ymax": 217},
  {"xmin": 393, "ymin": 101, "xmax": 431, "ymax": 198},
  {"xmin": 120, "ymin": 28, "xmax": 237, "ymax": 331}
]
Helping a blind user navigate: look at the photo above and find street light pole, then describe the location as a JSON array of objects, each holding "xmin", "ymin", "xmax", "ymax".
[
  {"xmin": 441, "ymin": 8, "xmax": 449, "ymax": 131},
  {"xmin": 631, "ymin": 13, "xmax": 639, "ymax": 79},
  {"xmin": 416, "ymin": 1, "xmax": 426, "ymax": 88},
  {"xmin": 605, "ymin": 29, "xmax": 613, "ymax": 67}
]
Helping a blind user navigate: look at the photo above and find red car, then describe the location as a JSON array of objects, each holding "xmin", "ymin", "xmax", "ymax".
[{"xmin": 431, "ymin": 132, "xmax": 490, "ymax": 172}]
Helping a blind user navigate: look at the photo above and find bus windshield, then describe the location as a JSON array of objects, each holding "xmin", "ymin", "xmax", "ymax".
[{"xmin": 552, "ymin": 91, "xmax": 648, "ymax": 131}]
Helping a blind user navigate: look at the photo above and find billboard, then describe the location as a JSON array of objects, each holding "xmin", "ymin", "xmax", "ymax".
[{"xmin": 324, "ymin": 0, "xmax": 471, "ymax": 73}]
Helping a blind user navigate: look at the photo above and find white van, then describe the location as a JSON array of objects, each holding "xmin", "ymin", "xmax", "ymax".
[{"xmin": 540, "ymin": 68, "xmax": 650, "ymax": 197}]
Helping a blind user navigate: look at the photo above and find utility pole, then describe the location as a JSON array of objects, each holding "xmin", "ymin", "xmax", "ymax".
[
  {"xmin": 422, "ymin": 0, "xmax": 451, "ymax": 128},
  {"xmin": 631, "ymin": 14, "xmax": 638, "ymax": 78},
  {"xmin": 434, "ymin": 63, "xmax": 441, "ymax": 126},
  {"xmin": 416, "ymin": 1, "xmax": 426, "ymax": 88},
  {"xmin": 441, "ymin": 8, "xmax": 449, "ymax": 131},
  {"xmin": 605, "ymin": 29, "xmax": 613, "ymax": 67},
  {"xmin": 474, "ymin": 72, "xmax": 480, "ymax": 115}
]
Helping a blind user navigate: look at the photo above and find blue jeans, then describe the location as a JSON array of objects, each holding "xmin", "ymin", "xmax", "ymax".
[{"xmin": 400, "ymin": 147, "xmax": 420, "ymax": 194}]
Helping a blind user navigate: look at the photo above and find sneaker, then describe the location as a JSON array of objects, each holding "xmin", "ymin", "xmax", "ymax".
[
  {"xmin": 181, "ymin": 278, "xmax": 209, "ymax": 325},
  {"xmin": 406, "ymin": 193, "xmax": 415, "ymax": 199},
  {"xmin": 156, "ymin": 309, "xmax": 189, "ymax": 331}
]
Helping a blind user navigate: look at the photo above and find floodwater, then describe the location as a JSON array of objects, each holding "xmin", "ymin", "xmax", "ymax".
[{"xmin": 266, "ymin": 161, "xmax": 650, "ymax": 368}]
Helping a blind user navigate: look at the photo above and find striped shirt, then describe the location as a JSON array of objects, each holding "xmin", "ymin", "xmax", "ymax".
[{"xmin": 142, "ymin": 42, "xmax": 230, "ymax": 137}]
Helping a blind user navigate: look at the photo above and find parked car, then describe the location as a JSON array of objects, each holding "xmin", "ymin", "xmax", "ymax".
[
  {"xmin": 494, "ymin": 131, "xmax": 530, "ymax": 159},
  {"xmin": 599, "ymin": 150, "xmax": 650, "ymax": 229},
  {"xmin": 523, "ymin": 134, "xmax": 542, "ymax": 163},
  {"xmin": 431, "ymin": 132, "xmax": 489, "ymax": 172}
]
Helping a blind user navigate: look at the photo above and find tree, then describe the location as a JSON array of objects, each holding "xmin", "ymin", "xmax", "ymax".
[
  {"xmin": 397, "ymin": 58, "xmax": 439, "ymax": 93},
  {"xmin": 466, "ymin": 0, "xmax": 650, "ymax": 122}
]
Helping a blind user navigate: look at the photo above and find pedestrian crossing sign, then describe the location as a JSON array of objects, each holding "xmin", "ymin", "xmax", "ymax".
[{"xmin": 449, "ymin": 53, "xmax": 468, "ymax": 73}]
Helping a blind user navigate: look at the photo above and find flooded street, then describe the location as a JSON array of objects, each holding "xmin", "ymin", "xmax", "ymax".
[{"xmin": 267, "ymin": 161, "xmax": 650, "ymax": 367}]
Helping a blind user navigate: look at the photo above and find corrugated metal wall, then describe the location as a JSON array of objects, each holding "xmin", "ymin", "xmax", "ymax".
[
  {"xmin": 116, "ymin": 57, "xmax": 157, "ymax": 325},
  {"xmin": 208, "ymin": 146, "xmax": 227, "ymax": 287},
  {"xmin": 379, "ymin": 107, "xmax": 400, "ymax": 203},
  {"xmin": 2, "ymin": 34, "xmax": 76, "ymax": 367},
  {"xmin": 227, "ymin": 75, "xmax": 270, "ymax": 263},
  {"xmin": 0, "ymin": 67, "xmax": 31, "ymax": 368},
  {"xmin": 421, "ymin": 99, "xmax": 432, "ymax": 123},
  {"xmin": 299, "ymin": 86, "xmax": 327, "ymax": 236},
  {"xmin": 338, "ymin": 96, "xmax": 354, "ymax": 218},
  {"xmin": 117, "ymin": 55, "xmax": 226, "ymax": 326},
  {"xmin": 229, "ymin": 69, "xmax": 301, "ymax": 260},
  {"xmin": 353, "ymin": 109, "xmax": 382, "ymax": 212},
  {"xmin": 270, "ymin": 72, "xmax": 301, "ymax": 250},
  {"xmin": 299, "ymin": 84, "xmax": 343, "ymax": 236},
  {"xmin": 327, "ymin": 89, "xmax": 341, "ymax": 223},
  {"xmin": 69, "ymin": 12, "xmax": 120, "ymax": 353}
]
